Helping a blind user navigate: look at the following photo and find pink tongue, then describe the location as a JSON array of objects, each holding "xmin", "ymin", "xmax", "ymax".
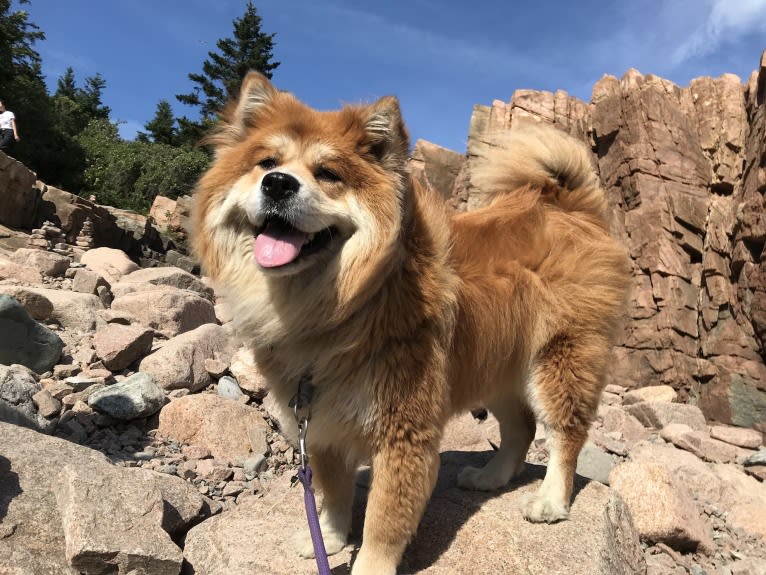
[{"xmin": 254, "ymin": 221, "xmax": 308, "ymax": 268}]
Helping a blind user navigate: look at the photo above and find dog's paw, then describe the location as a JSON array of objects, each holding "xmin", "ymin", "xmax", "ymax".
[
  {"xmin": 456, "ymin": 465, "xmax": 507, "ymax": 491},
  {"xmin": 351, "ymin": 549, "xmax": 397, "ymax": 575},
  {"xmin": 520, "ymin": 492, "xmax": 570, "ymax": 523},
  {"xmin": 292, "ymin": 527, "xmax": 348, "ymax": 558}
]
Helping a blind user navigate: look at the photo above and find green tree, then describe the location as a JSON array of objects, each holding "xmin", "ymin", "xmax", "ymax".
[
  {"xmin": 55, "ymin": 66, "xmax": 77, "ymax": 98},
  {"xmin": 0, "ymin": 0, "xmax": 83, "ymax": 188},
  {"xmin": 176, "ymin": 1, "xmax": 278, "ymax": 145},
  {"xmin": 77, "ymin": 118, "xmax": 209, "ymax": 213},
  {"xmin": 137, "ymin": 100, "xmax": 177, "ymax": 146}
]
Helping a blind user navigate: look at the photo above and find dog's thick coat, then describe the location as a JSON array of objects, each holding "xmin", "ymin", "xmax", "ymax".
[{"xmin": 191, "ymin": 72, "xmax": 631, "ymax": 575}]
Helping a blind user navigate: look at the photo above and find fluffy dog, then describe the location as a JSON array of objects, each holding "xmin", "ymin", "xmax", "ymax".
[{"xmin": 191, "ymin": 72, "xmax": 631, "ymax": 575}]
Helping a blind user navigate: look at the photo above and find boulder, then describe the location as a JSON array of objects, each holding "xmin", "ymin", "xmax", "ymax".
[
  {"xmin": 139, "ymin": 323, "xmax": 233, "ymax": 391},
  {"xmin": 0, "ymin": 422, "xmax": 205, "ymax": 574},
  {"xmin": 111, "ymin": 285, "xmax": 216, "ymax": 338},
  {"xmin": 0, "ymin": 285, "xmax": 54, "ymax": 320},
  {"xmin": 88, "ymin": 372, "xmax": 166, "ymax": 420},
  {"xmin": 0, "ymin": 295, "xmax": 63, "ymax": 375},
  {"xmin": 92, "ymin": 323, "xmax": 154, "ymax": 371},
  {"xmin": 184, "ymin": 455, "xmax": 645, "ymax": 575},
  {"xmin": 24, "ymin": 287, "xmax": 104, "ymax": 332},
  {"xmin": 10, "ymin": 248, "xmax": 70, "ymax": 277},
  {"xmin": 112, "ymin": 266, "xmax": 213, "ymax": 300},
  {"xmin": 0, "ymin": 152, "xmax": 39, "ymax": 229},
  {"xmin": 609, "ymin": 461, "xmax": 714, "ymax": 554},
  {"xmin": 158, "ymin": 393, "xmax": 270, "ymax": 464},
  {"xmin": 0, "ymin": 364, "xmax": 56, "ymax": 432},
  {"xmin": 80, "ymin": 247, "xmax": 139, "ymax": 284}
]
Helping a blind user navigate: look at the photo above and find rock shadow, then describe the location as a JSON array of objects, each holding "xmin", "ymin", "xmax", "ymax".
[{"xmin": 0, "ymin": 454, "xmax": 21, "ymax": 522}]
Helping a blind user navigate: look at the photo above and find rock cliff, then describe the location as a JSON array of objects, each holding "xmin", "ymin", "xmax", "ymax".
[{"xmin": 416, "ymin": 50, "xmax": 766, "ymax": 431}]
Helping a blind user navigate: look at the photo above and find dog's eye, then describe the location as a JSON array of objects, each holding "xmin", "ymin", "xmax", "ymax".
[
  {"xmin": 258, "ymin": 157, "xmax": 278, "ymax": 170},
  {"xmin": 315, "ymin": 167, "xmax": 341, "ymax": 183}
]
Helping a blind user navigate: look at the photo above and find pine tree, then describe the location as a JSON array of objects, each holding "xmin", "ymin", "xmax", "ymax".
[
  {"xmin": 176, "ymin": 1, "xmax": 278, "ymax": 126},
  {"xmin": 138, "ymin": 100, "xmax": 177, "ymax": 145},
  {"xmin": 55, "ymin": 66, "xmax": 77, "ymax": 99}
]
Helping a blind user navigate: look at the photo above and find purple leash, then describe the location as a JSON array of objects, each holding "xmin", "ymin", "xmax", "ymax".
[
  {"xmin": 291, "ymin": 372, "xmax": 332, "ymax": 575},
  {"xmin": 296, "ymin": 465, "xmax": 332, "ymax": 575}
]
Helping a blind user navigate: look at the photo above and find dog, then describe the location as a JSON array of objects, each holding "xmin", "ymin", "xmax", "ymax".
[{"xmin": 191, "ymin": 71, "xmax": 631, "ymax": 575}]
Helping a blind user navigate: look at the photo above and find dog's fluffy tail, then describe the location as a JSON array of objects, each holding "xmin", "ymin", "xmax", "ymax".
[{"xmin": 470, "ymin": 122, "xmax": 607, "ymax": 221}]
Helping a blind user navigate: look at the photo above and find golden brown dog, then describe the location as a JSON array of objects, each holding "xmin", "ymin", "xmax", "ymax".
[{"xmin": 191, "ymin": 72, "xmax": 631, "ymax": 575}]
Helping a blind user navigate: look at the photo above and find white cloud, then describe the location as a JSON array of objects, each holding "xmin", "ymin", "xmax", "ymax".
[{"xmin": 672, "ymin": 0, "xmax": 766, "ymax": 65}]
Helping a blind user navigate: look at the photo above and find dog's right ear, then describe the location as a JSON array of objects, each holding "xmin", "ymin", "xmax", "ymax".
[
  {"xmin": 232, "ymin": 72, "xmax": 278, "ymax": 124},
  {"xmin": 206, "ymin": 71, "xmax": 277, "ymax": 148}
]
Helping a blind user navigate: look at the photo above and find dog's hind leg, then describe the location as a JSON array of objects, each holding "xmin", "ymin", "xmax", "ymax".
[
  {"xmin": 293, "ymin": 447, "xmax": 355, "ymax": 557},
  {"xmin": 521, "ymin": 332, "xmax": 606, "ymax": 523},
  {"xmin": 457, "ymin": 395, "xmax": 536, "ymax": 491}
]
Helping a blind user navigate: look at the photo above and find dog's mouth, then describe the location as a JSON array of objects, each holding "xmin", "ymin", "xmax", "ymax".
[{"xmin": 253, "ymin": 217, "xmax": 337, "ymax": 269}]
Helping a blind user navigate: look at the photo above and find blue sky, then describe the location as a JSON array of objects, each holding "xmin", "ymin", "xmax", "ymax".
[{"xmin": 20, "ymin": 0, "xmax": 766, "ymax": 153}]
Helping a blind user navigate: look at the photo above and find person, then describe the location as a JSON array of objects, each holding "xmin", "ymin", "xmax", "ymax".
[{"xmin": 0, "ymin": 100, "xmax": 20, "ymax": 152}]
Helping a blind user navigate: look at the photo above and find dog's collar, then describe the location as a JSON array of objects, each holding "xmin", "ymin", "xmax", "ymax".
[
  {"xmin": 288, "ymin": 370, "xmax": 315, "ymax": 420},
  {"xmin": 289, "ymin": 370, "xmax": 315, "ymax": 469}
]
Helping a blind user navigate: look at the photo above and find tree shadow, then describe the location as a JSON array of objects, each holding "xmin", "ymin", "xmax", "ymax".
[{"xmin": 345, "ymin": 449, "xmax": 591, "ymax": 574}]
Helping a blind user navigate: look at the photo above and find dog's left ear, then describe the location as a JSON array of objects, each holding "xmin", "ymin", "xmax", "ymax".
[{"xmin": 364, "ymin": 96, "xmax": 410, "ymax": 170}]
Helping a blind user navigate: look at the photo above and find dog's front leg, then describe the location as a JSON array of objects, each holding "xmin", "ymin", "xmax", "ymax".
[{"xmin": 352, "ymin": 437, "xmax": 440, "ymax": 575}]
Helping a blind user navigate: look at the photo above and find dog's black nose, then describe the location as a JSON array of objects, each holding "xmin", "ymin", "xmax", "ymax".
[{"xmin": 261, "ymin": 172, "xmax": 300, "ymax": 201}]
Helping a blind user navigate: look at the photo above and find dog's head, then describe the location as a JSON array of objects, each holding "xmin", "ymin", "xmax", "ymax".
[{"xmin": 192, "ymin": 72, "xmax": 411, "ymax": 317}]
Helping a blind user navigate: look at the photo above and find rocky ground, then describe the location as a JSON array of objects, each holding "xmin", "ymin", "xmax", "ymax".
[{"xmin": 1, "ymin": 237, "xmax": 766, "ymax": 574}]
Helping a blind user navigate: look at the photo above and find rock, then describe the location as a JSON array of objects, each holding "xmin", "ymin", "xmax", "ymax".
[
  {"xmin": 71, "ymin": 268, "xmax": 110, "ymax": 295},
  {"xmin": 0, "ymin": 152, "xmax": 39, "ymax": 229},
  {"xmin": 111, "ymin": 285, "xmax": 216, "ymax": 338},
  {"xmin": 112, "ymin": 266, "xmax": 214, "ymax": 300},
  {"xmin": 626, "ymin": 402, "xmax": 708, "ymax": 431},
  {"xmin": 184, "ymin": 461, "xmax": 645, "ymax": 575},
  {"xmin": 0, "ymin": 421, "xmax": 206, "ymax": 574},
  {"xmin": 92, "ymin": 323, "xmax": 154, "ymax": 371},
  {"xmin": 660, "ymin": 423, "xmax": 746, "ymax": 463},
  {"xmin": 32, "ymin": 388, "xmax": 61, "ymax": 418},
  {"xmin": 576, "ymin": 443, "xmax": 616, "ymax": 484},
  {"xmin": 53, "ymin": 464, "xmax": 183, "ymax": 574},
  {"xmin": 410, "ymin": 139, "xmax": 466, "ymax": 205},
  {"xmin": 149, "ymin": 195, "xmax": 179, "ymax": 231},
  {"xmin": 87, "ymin": 372, "xmax": 166, "ymax": 420},
  {"xmin": 599, "ymin": 405, "xmax": 652, "ymax": 443},
  {"xmin": 711, "ymin": 464, "xmax": 766, "ymax": 539},
  {"xmin": 139, "ymin": 323, "xmax": 233, "ymax": 392},
  {"xmin": 463, "ymin": 60, "xmax": 766, "ymax": 429},
  {"xmin": 0, "ymin": 285, "xmax": 53, "ymax": 319},
  {"xmin": 730, "ymin": 558, "xmax": 766, "ymax": 575},
  {"xmin": 24, "ymin": 287, "xmax": 104, "ymax": 332},
  {"xmin": 214, "ymin": 300, "xmax": 233, "ymax": 324},
  {"xmin": 10, "ymin": 247, "xmax": 70, "ymax": 277},
  {"xmin": 204, "ymin": 357, "xmax": 229, "ymax": 378},
  {"xmin": 0, "ymin": 295, "xmax": 63, "ymax": 374},
  {"xmin": 709, "ymin": 425, "xmax": 763, "ymax": 449},
  {"xmin": 158, "ymin": 393, "xmax": 271, "ymax": 464},
  {"xmin": 609, "ymin": 461, "xmax": 714, "ymax": 554},
  {"xmin": 80, "ymin": 247, "xmax": 140, "ymax": 284},
  {"xmin": 0, "ymin": 252, "xmax": 43, "ymax": 284},
  {"xmin": 623, "ymin": 385, "xmax": 677, "ymax": 406},
  {"xmin": 229, "ymin": 346, "xmax": 269, "ymax": 399},
  {"xmin": 0, "ymin": 364, "xmax": 55, "ymax": 433},
  {"xmin": 217, "ymin": 375, "xmax": 244, "ymax": 401},
  {"xmin": 744, "ymin": 449, "xmax": 766, "ymax": 466}
]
